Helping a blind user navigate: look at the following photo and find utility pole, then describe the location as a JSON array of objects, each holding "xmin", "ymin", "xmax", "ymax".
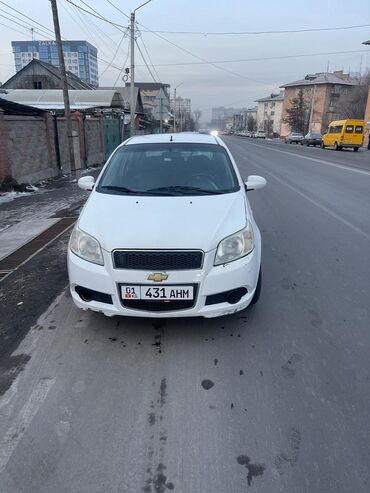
[
  {"xmin": 130, "ymin": 12, "xmax": 135, "ymax": 137},
  {"xmin": 160, "ymin": 98, "xmax": 163, "ymax": 133},
  {"xmin": 173, "ymin": 88, "xmax": 177, "ymax": 133},
  {"xmin": 130, "ymin": 1, "xmax": 152, "ymax": 138},
  {"xmin": 50, "ymin": 0, "xmax": 75, "ymax": 175}
]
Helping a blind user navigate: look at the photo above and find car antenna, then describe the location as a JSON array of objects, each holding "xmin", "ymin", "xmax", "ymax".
[{"xmin": 170, "ymin": 135, "xmax": 173, "ymax": 142}]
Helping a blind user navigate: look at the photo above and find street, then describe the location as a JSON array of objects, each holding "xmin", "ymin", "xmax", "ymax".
[{"xmin": 1, "ymin": 137, "xmax": 370, "ymax": 492}]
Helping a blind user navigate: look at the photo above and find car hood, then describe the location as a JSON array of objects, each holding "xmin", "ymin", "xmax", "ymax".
[{"xmin": 78, "ymin": 190, "xmax": 247, "ymax": 252}]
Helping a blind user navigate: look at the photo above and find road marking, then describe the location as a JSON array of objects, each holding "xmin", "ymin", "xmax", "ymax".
[
  {"xmin": 232, "ymin": 138, "xmax": 370, "ymax": 176},
  {"xmin": 0, "ymin": 378, "xmax": 55, "ymax": 472},
  {"xmin": 232, "ymin": 147, "xmax": 370, "ymax": 242}
]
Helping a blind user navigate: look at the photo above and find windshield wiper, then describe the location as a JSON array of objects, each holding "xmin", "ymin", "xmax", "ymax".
[
  {"xmin": 99, "ymin": 185, "xmax": 141, "ymax": 194},
  {"xmin": 146, "ymin": 186, "xmax": 223, "ymax": 195}
]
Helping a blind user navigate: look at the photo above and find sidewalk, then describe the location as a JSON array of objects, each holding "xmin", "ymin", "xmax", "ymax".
[{"xmin": 0, "ymin": 168, "xmax": 101, "ymax": 261}]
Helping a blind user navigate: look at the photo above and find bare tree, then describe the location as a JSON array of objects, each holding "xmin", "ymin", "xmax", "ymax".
[{"xmin": 333, "ymin": 71, "xmax": 370, "ymax": 119}]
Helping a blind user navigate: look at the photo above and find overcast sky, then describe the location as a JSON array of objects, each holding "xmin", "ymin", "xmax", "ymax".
[{"xmin": 1, "ymin": 0, "xmax": 370, "ymax": 121}]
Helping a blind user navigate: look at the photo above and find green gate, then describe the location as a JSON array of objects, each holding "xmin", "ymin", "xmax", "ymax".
[{"xmin": 104, "ymin": 118, "xmax": 121, "ymax": 159}]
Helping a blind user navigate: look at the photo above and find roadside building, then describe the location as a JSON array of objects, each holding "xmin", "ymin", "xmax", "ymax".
[
  {"xmin": 126, "ymin": 82, "xmax": 170, "ymax": 117},
  {"xmin": 255, "ymin": 91, "xmax": 284, "ymax": 137},
  {"xmin": 11, "ymin": 40, "xmax": 98, "ymax": 87},
  {"xmin": 171, "ymin": 96, "xmax": 192, "ymax": 131},
  {"xmin": 233, "ymin": 112, "xmax": 244, "ymax": 132},
  {"xmin": 364, "ymin": 86, "xmax": 370, "ymax": 148},
  {"xmin": 280, "ymin": 71, "xmax": 359, "ymax": 137},
  {"xmin": 211, "ymin": 106, "xmax": 245, "ymax": 130},
  {"xmin": 1, "ymin": 59, "xmax": 93, "ymax": 90}
]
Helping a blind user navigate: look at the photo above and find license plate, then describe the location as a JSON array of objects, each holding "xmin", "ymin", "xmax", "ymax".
[{"xmin": 121, "ymin": 285, "xmax": 194, "ymax": 301}]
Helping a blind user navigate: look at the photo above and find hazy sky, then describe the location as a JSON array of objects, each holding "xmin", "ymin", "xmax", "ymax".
[{"xmin": 1, "ymin": 0, "xmax": 370, "ymax": 121}]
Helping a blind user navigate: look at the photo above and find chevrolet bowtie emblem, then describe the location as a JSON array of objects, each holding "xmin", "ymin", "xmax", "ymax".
[{"xmin": 147, "ymin": 273, "xmax": 168, "ymax": 282}]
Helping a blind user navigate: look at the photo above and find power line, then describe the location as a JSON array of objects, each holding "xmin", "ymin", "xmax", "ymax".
[
  {"xmin": 101, "ymin": 32, "xmax": 128, "ymax": 76},
  {"xmin": 65, "ymin": 0, "xmax": 126, "ymax": 31},
  {"xmin": 0, "ymin": 12, "xmax": 51, "ymax": 39},
  {"xmin": 139, "ymin": 34, "xmax": 161, "ymax": 82},
  {"xmin": 135, "ymin": 38, "xmax": 157, "ymax": 82},
  {"xmin": 139, "ymin": 23, "xmax": 370, "ymax": 36},
  {"xmin": 0, "ymin": 19, "xmax": 34, "ymax": 37},
  {"xmin": 113, "ymin": 48, "xmax": 130, "ymax": 87},
  {"xmin": 133, "ymin": 48, "xmax": 370, "ymax": 68},
  {"xmin": 104, "ymin": 0, "xmax": 130, "ymax": 20},
  {"xmin": 0, "ymin": 1, "xmax": 55, "ymax": 35}
]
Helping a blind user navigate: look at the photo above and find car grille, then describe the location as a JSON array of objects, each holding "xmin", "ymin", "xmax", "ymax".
[{"xmin": 113, "ymin": 250, "xmax": 203, "ymax": 270}]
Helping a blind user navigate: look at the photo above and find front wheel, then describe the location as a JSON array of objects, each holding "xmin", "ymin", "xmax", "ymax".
[
  {"xmin": 353, "ymin": 147, "xmax": 359, "ymax": 152},
  {"xmin": 321, "ymin": 142, "xmax": 325, "ymax": 149},
  {"xmin": 250, "ymin": 268, "xmax": 262, "ymax": 305},
  {"xmin": 334, "ymin": 142, "xmax": 341, "ymax": 151}
]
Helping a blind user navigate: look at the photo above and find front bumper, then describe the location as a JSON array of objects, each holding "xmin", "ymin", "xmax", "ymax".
[{"xmin": 67, "ymin": 247, "xmax": 260, "ymax": 318}]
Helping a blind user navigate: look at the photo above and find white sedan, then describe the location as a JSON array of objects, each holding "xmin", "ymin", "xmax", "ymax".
[{"xmin": 67, "ymin": 133, "xmax": 266, "ymax": 318}]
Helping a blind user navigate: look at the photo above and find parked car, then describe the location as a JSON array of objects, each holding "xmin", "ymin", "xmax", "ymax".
[
  {"xmin": 285, "ymin": 132, "xmax": 304, "ymax": 144},
  {"xmin": 255, "ymin": 131, "xmax": 266, "ymax": 139},
  {"xmin": 68, "ymin": 133, "xmax": 266, "ymax": 319},
  {"xmin": 321, "ymin": 119, "xmax": 364, "ymax": 151},
  {"xmin": 301, "ymin": 132, "xmax": 322, "ymax": 147}
]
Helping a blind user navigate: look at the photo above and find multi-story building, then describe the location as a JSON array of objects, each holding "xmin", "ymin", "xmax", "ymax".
[
  {"xmin": 255, "ymin": 92, "xmax": 284, "ymax": 136},
  {"xmin": 11, "ymin": 40, "xmax": 99, "ymax": 87},
  {"xmin": 280, "ymin": 71, "xmax": 359, "ymax": 137},
  {"xmin": 211, "ymin": 107, "xmax": 245, "ymax": 130},
  {"xmin": 171, "ymin": 97, "xmax": 191, "ymax": 117}
]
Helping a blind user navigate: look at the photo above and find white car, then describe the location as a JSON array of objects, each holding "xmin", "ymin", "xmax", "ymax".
[{"xmin": 67, "ymin": 133, "xmax": 266, "ymax": 318}]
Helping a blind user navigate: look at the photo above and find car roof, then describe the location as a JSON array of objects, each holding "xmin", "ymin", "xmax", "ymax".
[{"xmin": 123, "ymin": 132, "xmax": 220, "ymax": 146}]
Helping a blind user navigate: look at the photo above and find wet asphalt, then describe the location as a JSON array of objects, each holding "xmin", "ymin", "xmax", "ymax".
[{"xmin": 0, "ymin": 137, "xmax": 370, "ymax": 492}]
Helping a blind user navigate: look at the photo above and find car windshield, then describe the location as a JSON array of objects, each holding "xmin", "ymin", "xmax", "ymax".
[
  {"xmin": 97, "ymin": 143, "xmax": 240, "ymax": 196},
  {"xmin": 310, "ymin": 133, "xmax": 321, "ymax": 138}
]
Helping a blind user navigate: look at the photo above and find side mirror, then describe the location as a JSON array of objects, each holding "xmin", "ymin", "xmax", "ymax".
[
  {"xmin": 78, "ymin": 176, "xmax": 95, "ymax": 191},
  {"xmin": 245, "ymin": 175, "xmax": 266, "ymax": 191}
]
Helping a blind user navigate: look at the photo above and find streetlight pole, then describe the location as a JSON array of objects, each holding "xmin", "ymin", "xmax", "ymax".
[
  {"xmin": 130, "ymin": 0, "xmax": 152, "ymax": 138},
  {"xmin": 173, "ymin": 82, "xmax": 184, "ymax": 133}
]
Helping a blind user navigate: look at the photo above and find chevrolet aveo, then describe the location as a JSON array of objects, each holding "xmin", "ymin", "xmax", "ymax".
[{"xmin": 67, "ymin": 133, "xmax": 266, "ymax": 318}]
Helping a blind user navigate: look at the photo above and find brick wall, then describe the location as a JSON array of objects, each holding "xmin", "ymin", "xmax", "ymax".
[
  {"xmin": 84, "ymin": 118, "xmax": 105, "ymax": 166},
  {"xmin": 1, "ymin": 113, "xmax": 59, "ymax": 183},
  {"xmin": 0, "ymin": 111, "xmax": 106, "ymax": 185}
]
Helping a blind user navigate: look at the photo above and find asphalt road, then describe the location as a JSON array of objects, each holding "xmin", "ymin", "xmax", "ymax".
[{"xmin": 1, "ymin": 137, "xmax": 370, "ymax": 492}]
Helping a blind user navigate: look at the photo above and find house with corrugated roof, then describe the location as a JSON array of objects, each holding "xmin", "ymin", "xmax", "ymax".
[{"xmin": 1, "ymin": 59, "xmax": 94, "ymax": 90}]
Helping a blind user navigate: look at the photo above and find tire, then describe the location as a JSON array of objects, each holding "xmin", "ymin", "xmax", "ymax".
[
  {"xmin": 321, "ymin": 142, "xmax": 325, "ymax": 149},
  {"xmin": 334, "ymin": 142, "xmax": 340, "ymax": 151},
  {"xmin": 250, "ymin": 267, "xmax": 262, "ymax": 306},
  {"xmin": 306, "ymin": 142, "xmax": 310, "ymax": 146},
  {"xmin": 354, "ymin": 147, "xmax": 359, "ymax": 152}
]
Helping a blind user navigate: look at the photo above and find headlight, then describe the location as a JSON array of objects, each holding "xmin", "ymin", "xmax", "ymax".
[
  {"xmin": 214, "ymin": 223, "xmax": 254, "ymax": 265},
  {"xmin": 70, "ymin": 225, "xmax": 104, "ymax": 265}
]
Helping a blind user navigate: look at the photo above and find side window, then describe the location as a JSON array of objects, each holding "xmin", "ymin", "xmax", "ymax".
[
  {"xmin": 355, "ymin": 126, "xmax": 363, "ymax": 134},
  {"xmin": 329, "ymin": 126, "xmax": 335, "ymax": 134},
  {"xmin": 345, "ymin": 125, "xmax": 353, "ymax": 133},
  {"xmin": 334, "ymin": 125, "xmax": 343, "ymax": 133}
]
